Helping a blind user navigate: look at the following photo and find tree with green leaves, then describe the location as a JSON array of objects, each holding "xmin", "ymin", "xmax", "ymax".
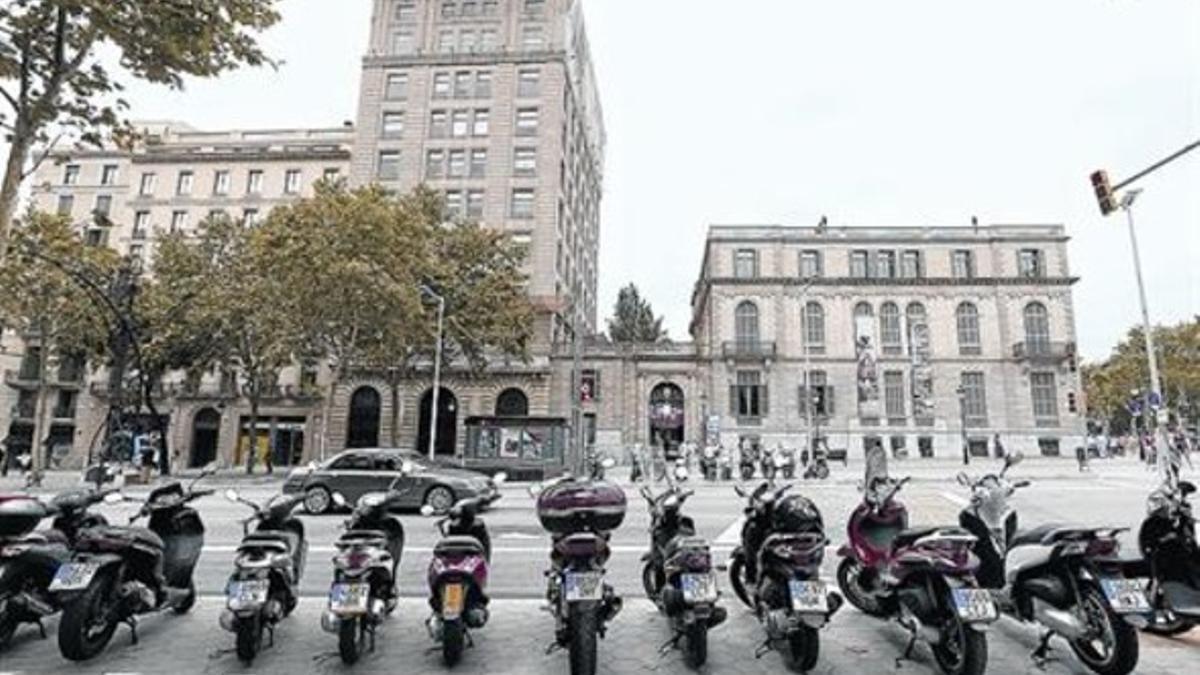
[
  {"xmin": 606, "ymin": 283, "xmax": 668, "ymax": 343},
  {"xmin": 0, "ymin": 212, "xmax": 117, "ymax": 476},
  {"xmin": 0, "ymin": 0, "xmax": 281, "ymax": 256}
]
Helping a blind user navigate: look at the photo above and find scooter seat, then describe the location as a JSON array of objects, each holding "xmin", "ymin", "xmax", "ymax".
[
  {"xmin": 1010, "ymin": 524, "xmax": 1100, "ymax": 548},
  {"xmin": 338, "ymin": 530, "xmax": 389, "ymax": 547},
  {"xmin": 434, "ymin": 535, "xmax": 485, "ymax": 557},
  {"xmin": 242, "ymin": 531, "xmax": 300, "ymax": 555},
  {"xmin": 85, "ymin": 526, "xmax": 164, "ymax": 550},
  {"xmin": 891, "ymin": 527, "xmax": 941, "ymax": 550},
  {"xmin": 665, "ymin": 535, "xmax": 709, "ymax": 558},
  {"xmin": 1162, "ymin": 581, "xmax": 1200, "ymax": 618}
]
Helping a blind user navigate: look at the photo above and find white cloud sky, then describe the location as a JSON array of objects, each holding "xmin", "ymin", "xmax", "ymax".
[{"xmin": 9, "ymin": 0, "xmax": 1199, "ymax": 362}]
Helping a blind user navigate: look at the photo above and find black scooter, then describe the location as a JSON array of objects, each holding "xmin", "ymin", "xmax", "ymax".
[
  {"xmin": 219, "ymin": 490, "xmax": 308, "ymax": 663},
  {"xmin": 53, "ymin": 465, "xmax": 216, "ymax": 661},
  {"xmin": 1125, "ymin": 478, "xmax": 1200, "ymax": 635}
]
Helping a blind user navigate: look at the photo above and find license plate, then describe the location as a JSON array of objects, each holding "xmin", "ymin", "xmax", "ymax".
[
  {"xmin": 329, "ymin": 583, "xmax": 369, "ymax": 615},
  {"xmin": 227, "ymin": 579, "xmax": 270, "ymax": 611},
  {"xmin": 442, "ymin": 583, "xmax": 466, "ymax": 619},
  {"xmin": 564, "ymin": 572, "xmax": 604, "ymax": 602},
  {"xmin": 789, "ymin": 580, "xmax": 829, "ymax": 613},
  {"xmin": 49, "ymin": 562, "xmax": 99, "ymax": 592},
  {"xmin": 952, "ymin": 588, "xmax": 998, "ymax": 622},
  {"xmin": 681, "ymin": 573, "xmax": 718, "ymax": 604},
  {"xmin": 1101, "ymin": 579, "xmax": 1152, "ymax": 614}
]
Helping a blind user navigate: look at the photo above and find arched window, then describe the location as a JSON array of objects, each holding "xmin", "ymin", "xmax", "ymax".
[
  {"xmin": 879, "ymin": 302, "xmax": 902, "ymax": 353},
  {"xmin": 734, "ymin": 301, "xmax": 760, "ymax": 347},
  {"xmin": 802, "ymin": 302, "xmax": 825, "ymax": 352},
  {"xmin": 1024, "ymin": 302, "xmax": 1051, "ymax": 353},
  {"xmin": 956, "ymin": 302, "xmax": 981, "ymax": 354},
  {"xmin": 495, "ymin": 388, "xmax": 529, "ymax": 417},
  {"xmin": 346, "ymin": 386, "xmax": 381, "ymax": 448},
  {"xmin": 854, "ymin": 301, "xmax": 874, "ymax": 318},
  {"xmin": 906, "ymin": 302, "xmax": 929, "ymax": 355}
]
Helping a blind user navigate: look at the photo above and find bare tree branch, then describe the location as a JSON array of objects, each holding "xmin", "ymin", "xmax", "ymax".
[
  {"xmin": 0, "ymin": 85, "xmax": 16, "ymax": 113},
  {"xmin": 21, "ymin": 131, "xmax": 63, "ymax": 180}
]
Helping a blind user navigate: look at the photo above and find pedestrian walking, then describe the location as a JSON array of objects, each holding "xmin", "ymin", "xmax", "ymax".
[
  {"xmin": 0, "ymin": 434, "xmax": 9, "ymax": 478},
  {"xmin": 1075, "ymin": 444, "xmax": 1089, "ymax": 472},
  {"xmin": 138, "ymin": 434, "xmax": 156, "ymax": 484},
  {"xmin": 629, "ymin": 443, "xmax": 644, "ymax": 483}
]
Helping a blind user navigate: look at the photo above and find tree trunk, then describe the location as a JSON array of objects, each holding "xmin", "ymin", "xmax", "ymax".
[
  {"xmin": 143, "ymin": 376, "xmax": 171, "ymax": 476},
  {"xmin": 246, "ymin": 391, "xmax": 259, "ymax": 475},
  {"xmin": 0, "ymin": 124, "xmax": 34, "ymax": 260},
  {"xmin": 30, "ymin": 340, "xmax": 49, "ymax": 479},
  {"xmin": 389, "ymin": 372, "xmax": 400, "ymax": 447},
  {"xmin": 319, "ymin": 367, "xmax": 339, "ymax": 462}
]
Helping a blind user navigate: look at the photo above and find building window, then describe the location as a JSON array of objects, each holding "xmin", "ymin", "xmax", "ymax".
[
  {"xmin": 453, "ymin": 71, "xmax": 472, "ymax": 98},
  {"xmin": 213, "ymin": 170, "xmax": 231, "ymax": 195},
  {"xmin": 516, "ymin": 108, "xmax": 539, "ymax": 136},
  {"xmin": 175, "ymin": 170, "xmax": 193, "ymax": 196},
  {"xmin": 437, "ymin": 28, "xmax": 454, "ymax": 52},
  {"xmin": 800, "ymin": 249, "xmax": 822, "ymax": 278},
  {"xmin": 458, "ymin": 29, "xmax": 477, "ymax": 52},
  {"xmin": 393, "ymin": 30, "xmax": 415, "ymax": 54},
  {"xmin": 802, "ymin": 301, "xmax": 825, "ymax": 353},
  {"xmin": 56, "ymin": 194, "xmax": 74, "ymax": 216},
  {"xmin": 466, "ymin": 189, "xmax": 485, "ymax": 218},
  {"xmin": 518, "ymin": 69, "xmax": 541, "ymax": 97},
  {"xmin": 170, "ymin": 210, "xmax": 188, "ymax": 232},
  {"xmin": 580, "ymin": 369, "xmax": 600, "ymax": 401},
  {"xmin": 385, "ymin": 72, "xmax": 408, "ymax": 100},
  {"xmin": 242, "ymin": 208, "xmax": 260, "ymax": 227},
  {"xmin": 429, "ymin": 110, "xmax": 449, "ymax": 138},
  {"xmin": 323, "ymin": 167, "xmax": 341, "ymax": 182},
  {"xmin": 901, "ymin": 250, "xmax": 923, "ymax": 278},
  {"xmin": 444, "ymin": 190, "xmax": 464, "ymax": 218},
  {"xmin": 521, "ymin": 24, "xmax": 545, "ymax": 50},
  {"xmin": 133, "ymin": 210, "xmax": 150, "ymax": 236},
  {"xmin": 960, "ymin": 372, "xmax": 988, "ymax": 426},
  {"xmin": 800, "ymin": 370, "xmax": 833, "ymax": 417},
  {"xmin": 450, "ymin": 110, "xmax": 470, "ymax": 137},
  {"xmin": 884, "ymin": 371, "xmax": 906, "ymax": 420},
  {"xmin": 513, "ymin": 147, "xmax": 537, "ymax": 176},
  {"xmin": 850, "ymin": 250, "xmax": 870, "ymax": 278},
  {"xmin": 733, "ymin": 249, "xmax": 758, "ymax": 279},
  {"xmin": 524, "ymin": 0, "xmax": 546, "ymax": 15},
  {"xmin": 469, "ymin": 149, "xmax": 487, "ymax": 178},
  {"xmin": 510, "ymin": 188, "xmax": 535, "ymax": 219},
  {"xmin": 1018, "ymin": 249, "xmax": 1045, "ymax": 278},
  {"xmin": 879, "ymin": 302, "xmax": 903, "ymax": 354},
  {"xmin": 480, "ymin": 27, "xmax": 499, "ymax": 50},
  {"xmin": 63, "ymin": 164, "xmax": 80, "ymax": 185},
  {"xmin": 734, "ymin": 300, "xmax": 760, "ymax": 347},
  {"xmin": 284, "ymin": 169, "xmax": 302, "ymax": 194},
  {"xmin": 1023, "ymin": 302, "xmax": 1051, "ymax": 352},
  {"xmin": 432, "ymin": 72, "xmax": 451, "ymax": 99},
  {"xmin": 100, "ymin": 164, "xmax": 118, "ymax": 185},
  {"xmin": 378, "ymin": 151, "xmax": 401, "ymax": 180},
  {"xmin": 382, "ymin": 111, "xmax": 405, "ymax": 137},
  {"xmin": 139, "ymin": 172, "xmax": 156, "ymax": 196},
  {"xmin": 952, "ymin": 249, "xmax": 975, "ymax": 279},
  {"xmin": 472, "ymin": 109, "xmax": 490, "ymax": 136},
  {"xmin": 447, "ymin": 149, "xmax": 467, "ymax": 178},
  {"xmin": 1031, "ymin": 372, "xmax": 1059, "ymax": 424},
  {"xmin": 475, "ymin": 71, "xmax": 492, "ymax": 98},
  {"xmin": 394, "ymin": 1, "xmax": 415, "ymax": 21},
  {"xmin": 956, "ymin": 302, "xmax": 981, "ymax": 354},
  {"xmin": 732, "ymin": 371, "xmax": 767, "ymax": 419},
  {"xmin": 93, "ymin": 194, "xmax": 112, "ymax": 218},
  {"xmin": 876, "ymin": 250, "xmax": 897, "ymax": 279},
  {"xmin": 246, "ymin": 170, "xmax": 263, "ymax": 195}
]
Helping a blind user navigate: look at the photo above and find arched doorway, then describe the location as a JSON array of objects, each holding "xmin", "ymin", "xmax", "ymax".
[
  {"xmin": 418, "ymin": 387, "xmax": 459, "ymax": 457},
  {"xmin": 190, "ymin": 408, "xmax": 221, "ymax": 468},
  {"xmin": 346, "ymin": 386, "xmax": 382, "ymax": 449},
  {"xmin": 649, "ymin": 383, "xmax": 685, "ymax": 452},
  {"xmin": 495, "ymin": 388, "xmax": 529, "ymax": 417}
]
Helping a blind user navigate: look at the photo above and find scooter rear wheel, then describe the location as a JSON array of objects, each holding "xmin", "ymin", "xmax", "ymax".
[
  {"xmin": 1142, "ymin": 608, "xmax": 1195, "ymax": 636},
  {"xmin": 58, "ymin": 570, "xmax": 118, "ymax": 662},
  {"xmin": 932, "ymin": 619, "xmax": 987, "ymax": 675},
  {"xmin": 683, "ymin": 621, "xmax": 708, "ymax": 668},
  {"xmin": 1069, "ymin": 585, "xmax": 1139, "ymax": 675},
  {"xmin": 339, "ymin": 617, "xmax": 364, "ymax": 665},
  {"xmin": 443, "ymin": 619, "xmax": 465, "ymax": 666},
  {"xmin": 173, "ymin": 580, "xmax": 196, "ymax": 615},
  {"xmin": 0, "ymin": 607, "xmax": 18, "ymax": 648},
  {"xmin": 786, "ymin": 624, "xmax": 819, "ymax": 672},
  {"xmin": 235, "ymin": 614, "xmax": 263, "ymax": 664},
  {"xmin": 728, "ymin": 557, "xmax": 754, "ymax": 609},
  {"xmin": 567, "ymin": 602, "xmax": 599, "ymax": 675}
]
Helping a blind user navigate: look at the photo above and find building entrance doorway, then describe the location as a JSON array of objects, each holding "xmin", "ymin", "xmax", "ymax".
[
  {"xmin": 418, "ymin": 388, "xmax": 459, "ymax": 457},
  {"xmin": 190, "ymin": 408, "xmax": 221, "ymax": 468},
  {"xmin": 649, "ymin": 383, "xmax": 685, "ymax": 455}
]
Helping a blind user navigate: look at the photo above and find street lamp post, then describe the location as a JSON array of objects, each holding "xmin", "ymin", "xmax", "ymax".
[
  {"xmin": 956, "ymin": 385, "xmax": 970, "ymax": 466},
  {"xmin": 799, "ymin": 277, "xmax": 816, "ymax": 455},
  {"xmin": 420, "ymin": 285, "xmax": 446, "ymax": 463},
  {"xmin": 1119, "ymin": 190, "xmax": 1170, "ymax": 478}
]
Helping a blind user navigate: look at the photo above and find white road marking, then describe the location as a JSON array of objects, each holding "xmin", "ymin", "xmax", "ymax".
[
  {"xmin": 939, "ymin": 492, "xmax": 968, "ymax": 507},
  {"xmin": 202, "ymin": 544, "xmax": 734, "ymax": 555},
  {"xmin": 496, "ymin": 532, "xmax": 540, "ymax": 540},
  {"xmin": 715, "ymin": 516, "xmax": 744, "ymax": 545}
]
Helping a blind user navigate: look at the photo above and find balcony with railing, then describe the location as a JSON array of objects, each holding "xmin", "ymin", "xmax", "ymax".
[
  {"xmin": 1012, "ymin": 340, "xmax": 1075, "ymax": 362},
  {"xmin": 721, "ymin": 341, "xmax": 777, "ymax": 361}
]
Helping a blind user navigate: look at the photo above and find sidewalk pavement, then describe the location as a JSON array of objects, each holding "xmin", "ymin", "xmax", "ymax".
[{"xmin": 0, "ymin": 597, "xmax": 1195, "ymax": 674}]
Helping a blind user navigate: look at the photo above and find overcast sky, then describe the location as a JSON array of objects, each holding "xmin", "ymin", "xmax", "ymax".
[{"xmin": 23, "ymin": 0, "xmax": 1200, "ymax": 362}]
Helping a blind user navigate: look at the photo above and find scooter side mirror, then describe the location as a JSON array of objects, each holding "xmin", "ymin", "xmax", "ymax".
[
  {"xmin": 956, "ymin": 472, "xmax": 971, "ymax": 487},
  {"xmin": 527, "ymin": 483, "xmax": 542, "ymax": 498},
  {"xmin": 102, "ymin": 492, "xmax": 124, "ymax": 505},
  {"xmin": 224, "ymin": 488, "xmax": 240, "ymax": 503},
  {"xmin": 1005, "ymin": 452, "xmax": 1024, "ymax": 468},
  {"xmin": 600, "ymin": 457, "xmax": 616, "ymax": 469},
  {"xmin": 1180, "ymin": 481, "xmax": 1196, "ymax": 497},
  {"xmin": 493, "ymin": 472, "xmax": 508, "ymax": 485},
  {"xmin": 673, "ymin": 465, "xmax": 690, "ymax": 482},
  {"xmin": 331, "ymin": 492, "xmax": 347, "ymax": 507},
  {"xmin": 420, "ymin": 504, "xmax": 436, "ymax": 517}
]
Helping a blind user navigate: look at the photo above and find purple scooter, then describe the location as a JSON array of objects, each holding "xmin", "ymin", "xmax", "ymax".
[{"xmin": 421, "ymin": 482, "xmax": 501, "ymax": 667}]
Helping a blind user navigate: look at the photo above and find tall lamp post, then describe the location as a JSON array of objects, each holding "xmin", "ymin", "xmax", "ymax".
[
  {"xmin": 420, "ymin": 284, "xmax": 445, "ymax": 462},
  {"xmin": 956, "ymin": 384, "xmax": 970, "ymax": 466},
  {"xmin": 1119, "ymin": 189, "xmax": 1169, "ymax": 477}
]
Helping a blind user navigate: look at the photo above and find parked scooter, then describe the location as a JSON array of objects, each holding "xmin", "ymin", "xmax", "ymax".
[
  {"xmin": 421, "ymin": 474, "xmax": 504, "ymax": 667},
  {"xmin": 321, "ymin": 468, "xmax": 411, "ymax": 665},
  {"xmin": 639, "ymin": 464, "xmax": 726, "ymax": 668},
  {"xmin": 778, "ymin": 447, "xmax": 797, "ymax": 480},
  {"xmin": 803, "ymin": 443, "xmax": 830, "ymax": 480},
  {"xmin": 52, "ymin": 464, "xmax": 217, "ymax": 661},
  {"xmin": 837, "ymin": 474, "xmax": 995, "ymax": 675},
  {"xmin": 219, "ymin": 490, "xmax": 307, "ymax": 664},
  {"xmin": 1126, "ymin": 477, "xmax": 1200, "ymax": 635},
  {"xmin": 958, "ymin": 453, "xmax": 1148, "ymax": 674},
  {"xmin": 0, "ymin": 469, "xmax": 118, "ymax": 649},
  {"xmin": 530, "ymin": 455, "xmax": 625, "ymax": 675},
  {"xmin": 718, "ymin": 448, "xmax": 733, "ymax": 481},
  {"xmin": 727, "ymin": 481, "xmax": 841, "ymax": 672},
  {"xmin": 700, "ymin": 446, "xmax": 718, "ymax": 482},
  {"xmin": 739, "ymin": 446, "xmax": 758, "ymax": 482}
]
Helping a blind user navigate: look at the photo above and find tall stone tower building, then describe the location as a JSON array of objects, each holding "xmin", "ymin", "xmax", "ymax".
[{"xmin": 350, "ymin": 0, "xmax": 605, "ymax": 341}]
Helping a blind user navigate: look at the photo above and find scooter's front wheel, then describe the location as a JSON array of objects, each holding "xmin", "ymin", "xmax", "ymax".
[
  {"xmin": 835, "ymin": 558, "xmax": 885, "ymax": 617},
  {"xmin": 235, "ymin": 614, "xmax": 263, "ymax": 664},
  {"xmin": 338, "ymin": 617, "xmax": 365, "ymax": 665},
  {"xmin": 442, "ymin": 618, "xmax": 465, "ymax": 666},
  {"xmin": 786, "ymin": 624, "xmax": 819, "ymax": 673},
  {"xmin": 728, "ymin": 556, "xmax": 754, "ymax": 609},
  {"xmin": 58, "ymin": 571, "xmax": 119, "ymax": 662},
  {"xmin": 1069, "ymin": 585, "xmax": 1139, "ymax": 675},
  {"xmin": 931, "ymin": 618, "xmax": 987, "ymax": 675}
]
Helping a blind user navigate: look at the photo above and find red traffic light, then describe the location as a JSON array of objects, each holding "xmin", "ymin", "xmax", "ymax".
[{"xmin": 1090, "ymin": 170, "xmax": 1117, "ymax": 216}]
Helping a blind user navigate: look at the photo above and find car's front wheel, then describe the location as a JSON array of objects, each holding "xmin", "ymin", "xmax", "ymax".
[
  {"xmin": 424, "ymin": 485, "xmax": 456, "ymax": 513},
  {"xmin": 304, "ymin": 486, "xmax": 332, "ymax": 514}
]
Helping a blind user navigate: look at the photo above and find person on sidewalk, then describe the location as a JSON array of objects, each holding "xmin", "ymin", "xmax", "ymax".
[
  {"xmin": 138, "ymin": 434, "xmax": 156, "ymax": 484},
  {"xmin": 0, "ymin": 435, "xmax": 9, "ymax": 478},
  {"xmin": 1075, "ymin": 444, "xmax": 1089, "ymax": 472}
]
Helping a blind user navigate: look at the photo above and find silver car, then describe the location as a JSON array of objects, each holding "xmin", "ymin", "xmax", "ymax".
[{"xmin": 282, "ymin": 449, "xmax": 501, "ymax": 514}]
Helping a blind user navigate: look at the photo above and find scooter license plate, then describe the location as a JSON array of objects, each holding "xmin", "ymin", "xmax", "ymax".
[
  {"xmin": 49, "ymin": 562, "xmax": 99, "ymax": 592},
  {"xmin": 789, "ymin": 580, "xmax": 829, "ymax": 613},
  {"xmin": 1101, "ymin": 579, "xmax": 1152, "ymax": 614},
  {"xmin": 227, "ymin": 579, "xmax": 270, "ymax": 611},
  {"xmin": 329, "ymin": 583, "xmax": 369, "ymax": 615},
  {"xmin": 564, "ymin": 572, "xmax": 604, "ymax": 602},
  {"xmin": 442, "ymin": 583, "xmax": 466, "ymax": 619},
  {"xmin": 952, "ymin": 588, "xmax": 998, "ymax": 622},
  {"xmin": 681, "ymin": 573, "xmax": 718, "ymax": 603}
]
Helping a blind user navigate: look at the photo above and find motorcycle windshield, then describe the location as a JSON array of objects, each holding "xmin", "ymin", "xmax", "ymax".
[
  {"xmin": 863, "ymin": 443, "xmax": 889, "ymax": 488},
  {"xmin": 975, "ymin": 481, "xmax": 1009, "ymax": 528}
]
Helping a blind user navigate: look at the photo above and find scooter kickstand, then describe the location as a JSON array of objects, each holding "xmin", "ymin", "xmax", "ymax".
[
  {"xmin": 36, "ymin": 619, "xmax": 46, "ymax": 639},
  {"xmin": 657, "ymin": 633, "xmax": 682, "ymax": 656},
  {"xmin": 1031, "ymin": 630, "xmax": 1057, "ymax": 669},
  {"xmin": 753, "ymin": 638, "xmax": 774, "ymax": 659},
  {"xmin": 894, "ymin": 633, "xmax": 918, "ymax": 668},
  {"xmin": 126, "ymin": 617, "xmax": 139, "ymax": 645}
]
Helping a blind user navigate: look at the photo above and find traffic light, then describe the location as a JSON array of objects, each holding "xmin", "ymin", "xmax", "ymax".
[
  {"xmin": 1090, "ymin": 170, "xmax": 1117, "ymax": 216},
  {"xmin": 813, "ymin": 387, "xmax": 828, "ymax": 416}
]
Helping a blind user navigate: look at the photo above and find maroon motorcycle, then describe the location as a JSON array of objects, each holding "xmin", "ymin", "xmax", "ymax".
[{"xmin": 836, "ymin": 475, "xmax": 996, "ymax": 675}]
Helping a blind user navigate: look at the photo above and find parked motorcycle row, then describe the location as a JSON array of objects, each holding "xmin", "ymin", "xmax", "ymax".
[{"xmin": 2, "ymin": 453, "xmax": 1199, "ymax": 674}]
